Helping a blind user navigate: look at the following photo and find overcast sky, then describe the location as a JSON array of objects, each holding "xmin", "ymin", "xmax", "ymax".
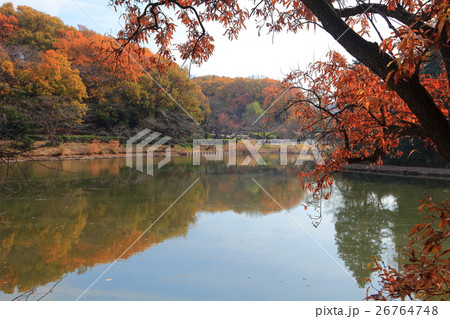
[{"xmin": 4, "ymin": 0, "xmax": 353, "ymax": 80}]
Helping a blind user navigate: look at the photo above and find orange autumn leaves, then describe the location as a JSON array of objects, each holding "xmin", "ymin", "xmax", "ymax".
[
  {"xmin": 110, "ymin": 0, "xmax": 450, "ymax": 162},
  {"xmin": 0, "ymin": 11, "xmax": 17, "ymax": 41},
  {"xmin": 34, "ymin": 50, "xmax": 87, "ymax": 101},
  {"xmin": 0, "ymin": 3, "xmax": 210, "ymax": 137},
  {"xmin": 284, "ymin": 50, "xmax": 449, "ymax": 196},
  {"xmin": 112, "ymin": 0, "xmax": 248, "ymax": 65},
  {"xmin": 366, "ymin": 197, "xmax": 450, "ymax": 300}
]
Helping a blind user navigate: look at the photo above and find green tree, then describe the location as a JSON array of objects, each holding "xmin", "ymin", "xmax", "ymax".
[{"xmin": 245, "ymin": 101, "xmax": 263, "ymax": 116}]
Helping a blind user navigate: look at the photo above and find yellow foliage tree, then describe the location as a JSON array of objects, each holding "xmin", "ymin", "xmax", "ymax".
[{"xmin": 31, "ymin": 50, "xmax": 87, "ymax": 129}]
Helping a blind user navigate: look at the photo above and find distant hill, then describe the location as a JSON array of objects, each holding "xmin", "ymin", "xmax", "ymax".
[{"xmin": 0, "ymin": 2, "xmax": 208, "ymax": 144}]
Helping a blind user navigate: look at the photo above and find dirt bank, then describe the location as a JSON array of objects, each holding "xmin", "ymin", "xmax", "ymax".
[{"xmin": 344, "ymin": 163, "xmax": 450, "ymax": 179}]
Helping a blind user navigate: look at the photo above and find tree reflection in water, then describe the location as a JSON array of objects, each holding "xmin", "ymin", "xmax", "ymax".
[
  {"xmin": 0, "ymin": 157, "xmax": 305, "ymax": 296},
  {"xmin": 331, "ymin": 172, "xmax": 449, "ymax": 287},
  {"xmin": 0, "ymin": 158, "xmax": 448, "ymax": 299}
]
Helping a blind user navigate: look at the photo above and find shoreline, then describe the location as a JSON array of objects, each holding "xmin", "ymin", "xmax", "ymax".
[
  {"xmin": 2, "ymin": 152, "xmax": 450, "ymax": 179},
  {"xmin": 343, "ymin": 163, "xmax": 450, "ymax": 179},
  {"xmin": 0, "ymin": 150, "xmax": 279, "ymax": 163}
]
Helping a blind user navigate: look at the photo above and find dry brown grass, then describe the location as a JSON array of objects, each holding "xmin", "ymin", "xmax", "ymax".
[{"xmin": 20, "ymin": 141, "xmax": 126, "ymax": 158}]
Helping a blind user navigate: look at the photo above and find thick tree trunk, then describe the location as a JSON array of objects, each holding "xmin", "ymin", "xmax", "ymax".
[
  {"xmin": 301, "ymin": 0, "xmax": 450, "ymax": 161},
  {"xmin": 440, "ymin": 47, "xmax": 450, "ymax": 86}
]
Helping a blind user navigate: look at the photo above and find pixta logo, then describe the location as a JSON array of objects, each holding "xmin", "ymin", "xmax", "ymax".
[
  {"xmin": 126, "ymin": 129, "xmax": 172, "ymax": 176},
  {"xmin": 193, "ymin": 138, "xmax": 324, "ymax": 166},
  {"xmin": 127, "ymin": 129, "xmax": 324, "ymax": 176}
]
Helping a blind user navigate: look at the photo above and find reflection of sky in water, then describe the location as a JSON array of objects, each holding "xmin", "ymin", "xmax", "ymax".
[
  {"xmin": 40, "ymin": 209, "xmax": 361, "ymax": 301},
  {"xmin": 367, "ymin": 193, "xmax": 399, "ymax": 212},
  {"xmin": 379, "ymin": 224, "xmax": 398, "ymax": 267},
  {"xmin": 381, "ymin": 195, "xmax": 398, "ymax": 212},
  {"xmin": 0, "ymin": 159, "xmax": 448, "ymax": 300}
]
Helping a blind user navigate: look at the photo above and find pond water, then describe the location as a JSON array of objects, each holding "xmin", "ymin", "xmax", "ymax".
[{"xmin": 0, "ymin": 157, "xmax": 448, "ymax": 300}]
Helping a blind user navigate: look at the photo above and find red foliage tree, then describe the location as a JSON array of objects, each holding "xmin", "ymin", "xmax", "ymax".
[
  {"xmin": 111, "ymin": 0, "xmax": 450, "ymax": 301},
  {"xmin": 0, "ymin": 12, "xmax": 18, "ymax": 41},
  {"xmin": 365, "ymin": 197, "xmax": 449, "ymax": 300},
  {"xmin": 111, "ymin": 0, "xmax": 450, "ymax": 162}
]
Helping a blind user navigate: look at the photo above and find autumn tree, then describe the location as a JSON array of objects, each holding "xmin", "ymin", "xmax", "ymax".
[
  {"xmin": 0, "ymin": 11, "xmax": 18, "ymax": 42},
  {"xmin": 0, "ymin": 3, "xmax": 210, "ymax": 144},
  {"xmin": 365, "ymin": 197, "xmax": 449, "ymax": 300},
  {"xmin": 208, "ymin": 112, "xmax": 245, "ymax": 138},
  {"xmin": 194, "ymin": 75, "xmax": 281, "ymax": 136},
  {"xmin": 22, "ymin": 50, "xmax": 86, "ymax": 141},
  {"xmin": 274, "ymin": 50, "xmax": 448, "ymax": 194},
  {"xmin": 0, "ymin": 2, "xmax": 71, "ymax": 50},
  {"xmin": 111, "ymin": 0, "xmax": 450, "ymax": 160},
  {"xmin": 111, "ymin": 0, "xmax": 450, "ymax": 300}
]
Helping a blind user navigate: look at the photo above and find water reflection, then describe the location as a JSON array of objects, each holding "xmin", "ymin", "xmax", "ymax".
[
  {"xmin": 0, "ymin": 158, "xmax": 448, "ymax": 299},
  {"xmin": 331, "ymin": 172, "xmax": 449, "ymax": 285},
  {"xmin": 0, "ymin": 157, "xmax": 305, "ymax": 295}
]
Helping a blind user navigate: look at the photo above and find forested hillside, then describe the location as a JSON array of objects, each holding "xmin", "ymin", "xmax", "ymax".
[
  {"xmin": 194, "ymin": 75, "xmax": 299, "ymax": 138},
  {"xmin": 0, "ymin": 2, "xmax": 303, "ymax": 149},
  {"xmin": 0, "ymin": 3, "xmax": 208, "ymax": 144},
  {"xmin": 0, "ymin": 3, "xmax": 446, "ymax": 167}
]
